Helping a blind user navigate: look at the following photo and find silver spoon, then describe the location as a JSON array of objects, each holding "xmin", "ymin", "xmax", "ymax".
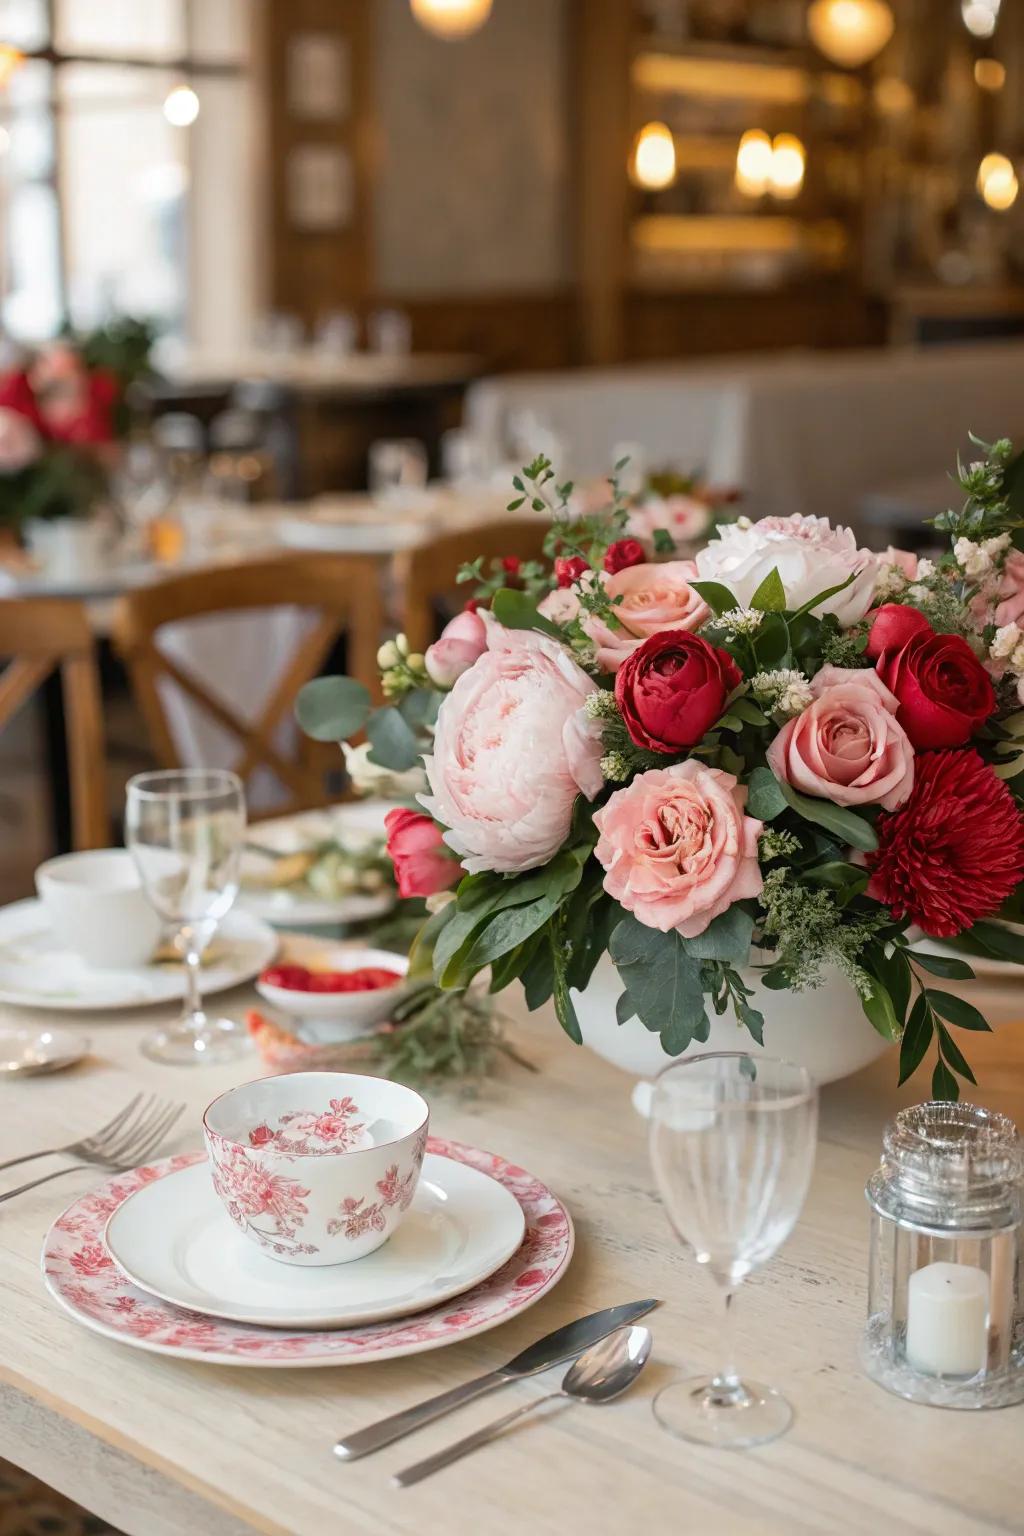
[
  {"xmin": 0, "ymin": 1027, "xmax": 90, "ymax": 1078},
  {"xmin": 392, "ymin": 1324, "xmax": 653, "ymax": 1487}
]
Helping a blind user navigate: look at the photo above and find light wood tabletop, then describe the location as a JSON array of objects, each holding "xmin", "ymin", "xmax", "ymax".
[{"xmin": 1, "ymin": 983, "xmax": 1023, "ymax": 1536}]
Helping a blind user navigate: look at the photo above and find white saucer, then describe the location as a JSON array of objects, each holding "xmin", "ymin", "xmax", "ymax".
[
  {"xmin": 104, "ymin": 1152, "xmax": 526, "ymax": 1329},
  {"xmin": 239, "ymin": 802, "xmax": 395, "ymax": 929},
  {"xmin": 0, "ymin": 903, "xmax": 277, "ymax": 1012}
]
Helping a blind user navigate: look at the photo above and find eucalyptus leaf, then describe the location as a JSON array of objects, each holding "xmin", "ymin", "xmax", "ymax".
[
  {"xmin": 366, "ymin": 707, "xmax": 421, "ymax": 772},
  {"xmin": 609, "ymin": 917, "xmax": 706, "ymax": 1048},
  {"xmin": 746, "ymin": 765, "xmax": 788, "ymax": 822},
  {"xmin": 749, "ymin": 566, "xmax": 786, "ymax": 612},
  {"xmin": 616, "ymin": 990, "xmax": 636, "ymax": 1025},
  {"xmin": 460, "ymin": 892, "xmax": 565, "ymax": 972},
  {"xmin": 777, "ymin": 779, "xmax": 878, "ymax": 852},
  {"xmin": 295, "ymin": 676, "xmax": 371, "ymax": 743},
  {"xmin": 682, "ymin": 906, "xmax": 754, "ymax": 964}
]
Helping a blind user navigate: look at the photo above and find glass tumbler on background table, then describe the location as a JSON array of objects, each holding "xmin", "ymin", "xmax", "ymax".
[
  {"xmin": 125, "ymin": 769, "xmax": 248, "ymax": 1066},
  {"xmin": 649, "ymin": 1052, "xmax": 819, "ymax": 1449}
]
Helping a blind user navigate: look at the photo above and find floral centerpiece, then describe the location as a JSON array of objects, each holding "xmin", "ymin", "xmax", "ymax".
[
  {"xmin": 0, "ymin": 321, "xmax": 153, "ymax": 530},
  {"xmin": 299, "ymin": 438, "xmax": 1024, "ymax": 1100}
]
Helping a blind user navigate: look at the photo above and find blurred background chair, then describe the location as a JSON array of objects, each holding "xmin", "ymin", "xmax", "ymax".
[
  {"xmin": 0, "ymin": 599, "xmax": 107, "ymax": 854},
  {"xmin": 399, "ymin": 519, "xmax": 548, "ymax": 653},
  {"xmin": 112, "ymin": 556, "xmax": 382, "ymax": 815}
]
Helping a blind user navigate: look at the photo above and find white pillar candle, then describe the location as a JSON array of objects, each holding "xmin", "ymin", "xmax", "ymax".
[{"xmin": 905, "ymin": 1262, "xmax": 990, "ymax": 1377}]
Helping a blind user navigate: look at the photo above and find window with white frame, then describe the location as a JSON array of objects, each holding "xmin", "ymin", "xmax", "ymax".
[{"xmin": 0, "ymin": 0, "xmax": 259, "ymax": 348}]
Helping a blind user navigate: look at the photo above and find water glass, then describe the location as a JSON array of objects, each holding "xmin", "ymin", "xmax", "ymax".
[
  {"xmin": 649, "ymin": 1052, "xmax": 818, "ymax": 1447},
  {"xmin": 368, "ymin": 438, "xmax": 429, "ymax": 503},
  {"xmin": 125, "ymin": 769, "xmax": 248, "ymax": 1066}
]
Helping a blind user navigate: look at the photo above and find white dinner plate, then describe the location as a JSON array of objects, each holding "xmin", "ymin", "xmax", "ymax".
[
  {"xmin": 239, "ymin": 801, "xmax": 395, "ymax": 929},
  {"xmin": 42, "ymin": 1139, "xmax": 572, "ymax": 1366},
  {"xmin": 104, "ymin": 1152, "xmax": 526, "ymax": 1329},
  {"xmin": 0, "ymin": 902, "xmax": 277, "ymax": 1012}
]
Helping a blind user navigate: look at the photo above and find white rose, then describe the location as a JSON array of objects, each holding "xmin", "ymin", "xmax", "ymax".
[{"xmin": 694, "ymin": 514, "xmax": 877, "ymax": 627}]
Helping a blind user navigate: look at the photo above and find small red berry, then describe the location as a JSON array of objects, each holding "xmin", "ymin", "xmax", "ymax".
[
  {"xmin": 463, "ymin": 597, "xmax": 482, "ymax": 613},
  {"xmin": 500, "ymin": 555, "xmax": 521, "ymax": 576},
  {"xmin": 604, "ymin": 538, "xmax": 646, "ymax": 575},
  {"xmin": 555, "ymin": 555, "xmax": 589, "ymax": 588}
]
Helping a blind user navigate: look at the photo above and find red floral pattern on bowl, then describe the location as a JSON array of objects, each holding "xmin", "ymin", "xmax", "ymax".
[
  {"xmin": 40, "ymin": 1139, "xmax": 573, "ymax": 1367},
  {"xmin": 203, "ymin": 1072, "xmax": 429, "ymax": 1266}
]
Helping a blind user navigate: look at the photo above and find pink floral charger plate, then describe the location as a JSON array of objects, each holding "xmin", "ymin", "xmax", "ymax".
[{"xmin": 41, "ymin": 1137, "xmax": 574, "ymax": 1367}]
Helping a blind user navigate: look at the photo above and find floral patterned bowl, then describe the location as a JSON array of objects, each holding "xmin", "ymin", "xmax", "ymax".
[{"xmin": 202, "ymin": 1072, "xmax": 429, "ymax": 1267}]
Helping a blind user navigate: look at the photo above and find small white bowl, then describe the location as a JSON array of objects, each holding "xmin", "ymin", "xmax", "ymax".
[
  {"xmin": 203, "ymin": 1071, "xmax": 429, "ymax": 1266},
  {"xmin": 255, "ymin": 945, "xmax": 410, "ymax": 1042}
]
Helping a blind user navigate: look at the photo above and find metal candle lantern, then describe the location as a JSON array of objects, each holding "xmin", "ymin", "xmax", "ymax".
[{"xmin": 862, "ymin": 1101, "xmax": 1024, "ymax": 1408}]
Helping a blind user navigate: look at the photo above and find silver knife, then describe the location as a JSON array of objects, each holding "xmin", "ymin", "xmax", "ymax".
[{"xmin": 333, "ymin": 1298, "xmax": 659, "ymax": 1461}]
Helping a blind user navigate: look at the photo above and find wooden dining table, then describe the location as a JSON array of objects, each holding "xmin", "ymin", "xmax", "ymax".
[{"xmin": 1, "ymin": 983, "xmax": 1023, "ymax": 1536}]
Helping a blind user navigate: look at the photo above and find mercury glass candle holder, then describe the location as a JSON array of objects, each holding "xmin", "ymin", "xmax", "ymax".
[{"xmin": 862, "ymin": 1101, "xmax": 1024, "ymax": 1408}]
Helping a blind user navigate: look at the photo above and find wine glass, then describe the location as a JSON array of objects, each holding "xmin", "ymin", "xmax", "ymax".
[
  {"xmin": 125, "ymin": 769, "xmax": 248, "ymax": 1066},
  {"xmin": 648, "ymin": 1052, "xmax": 818, "ymax": 1448}
]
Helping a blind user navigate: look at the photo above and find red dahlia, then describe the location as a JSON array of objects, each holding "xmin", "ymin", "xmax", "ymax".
[{"xmin": 866, "ymin": 749, "xmax": 1024, "ymax": 937}]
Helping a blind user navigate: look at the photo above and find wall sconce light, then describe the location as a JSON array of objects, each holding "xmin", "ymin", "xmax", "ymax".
[
  {"xmin": 962, "ymin": 0, "xmax": 1000, "ymax": 38},
  {"xmin": 735, "ymin": 129, "xmax": 773, "ymax": 197},
  {"xmin": 977, "ymin": 152, "xmax": 1018, "ymax": 210},
  {"xmin": 410, "ymin": 0, "xmax": 493, "ymax": 40},
  {"xmin": 770, "ymin": 133, "xmax": 806, "ymax": 199},
  {"xmin": 631, "ymin": 121, "xmax": 677, "ymax": 190},
  {"xmin": 974, "ymin": 58, "xmax": 1006, "ymax": 92},
  {"xmin": 808, "ymin": 0, "xmax": 895, "ymax": 68},
  {"xmin": 735, "ymin": 130, "xmax": 805, "ymax": 200}
]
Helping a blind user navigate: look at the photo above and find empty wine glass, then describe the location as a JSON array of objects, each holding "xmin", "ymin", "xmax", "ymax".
[
  {"xmin": 125, "ymin": 769, "xmax": 248, "ymax": 1066},
  {"xmin": 649, "ymin": 1052, "xmax": 818, "ymax": 1448}
]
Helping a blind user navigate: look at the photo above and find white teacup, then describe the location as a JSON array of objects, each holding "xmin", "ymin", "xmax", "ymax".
[
  {"xmin": 203, "ymin": 1072, "xmax": 430, "ymax": 1267},
  {"xmin": 35, "ymin": 849, "xmax": 162, "ymax": 970}
]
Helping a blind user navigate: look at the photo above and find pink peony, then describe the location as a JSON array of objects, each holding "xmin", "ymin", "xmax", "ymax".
[
  {"xmin": 582, "ymin": 560, "xmax": 710, "ymax": 673},
  {"xmin": 594, "ymin": 761, "xmax": 763, "ymax": 938},
  {"xmin": 695, "ymin": 515, "xmax": 877, "ymax": 626},
  {"xmin": 987, "ymin": 549, "xmax": 1024, "ymax": 630},
  {"xmin": 420, "ymin": 618, "xmax": 603, "ymax": 873},
  {"xmin": 0, "ymin": 407, "xmax": 41, "ymax": 473},
  {"xmin": 766, "ymin": 665, "xmax": 914, "ymax": 811},
  {"xmin": 627, "ymin": 494, "xmax": 712, "ymax": 556},
  {"xmin": 424, "ymin": 609, "xmax": 487, "ymax": 688}
]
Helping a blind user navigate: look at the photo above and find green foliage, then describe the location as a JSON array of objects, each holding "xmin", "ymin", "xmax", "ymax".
[
  {"xmin": 749, "ymin": 567, "xmax": 786, "ymax": 612},
  {"xmin": 609, "ymin": 915, "xmax": 709, "ymax": 1055},
  {"xmin": 295, "ymin": 676, "xmax": 372, "ymax": 742},
  {"xmin": 490, "ymin": 586, "xmax": 562, "ymax": 638},
  {"xmin": 372, "ymin": 981, "xmax": 529, "ymax": 1086},
  {"xmin": 366, "ymin": 707, "xmax": 421, "ymax": 772},
  {"xmin": 759, "ymin": 868, "xmax": 889, "ymax": 994}
]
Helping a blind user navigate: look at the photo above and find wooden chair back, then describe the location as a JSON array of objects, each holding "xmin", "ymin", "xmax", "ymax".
[
  {"xmin": 112, "ymin": 555, "xmax": 383, "ymax": 813},
  {"xmin": 0, "ymin": 598, "xmax": 107, "ymax": 850},
  {"xmin": 398, "ymin": 519, "xmax": 548, "ymax": 652}
]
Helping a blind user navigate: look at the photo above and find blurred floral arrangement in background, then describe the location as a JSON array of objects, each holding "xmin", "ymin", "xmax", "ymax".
[{"xmin": 0, "ymin": 317, "xmax": 156, "ymax": 529}]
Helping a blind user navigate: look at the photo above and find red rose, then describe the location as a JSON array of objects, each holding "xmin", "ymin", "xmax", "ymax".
[
  {"xmin": 384, "ymin": 808, "xmax": 459, "ymax": 899},
  {"xmin": 615, "ymin": 631, "xmax": 742, "ymax": 753},
  {"xmin": 867, "ymin": 750, "xmax": 1024, "ymax": 937},
  {"xmin": 501, "ymin": 555, "xmax": 521, "ymax": 577},
  {"xmin": 0, "ymin": 370, "xmax": 44, "ymax": 433},
  {"xmin": 555, "ymin": 555, "xmax": 589, "ymax": 588},
  {"xmin": 865, "ymin": 603, "xmax": 931, "ymax": 658},
  {"xmin": 604, "ymin": 538, "xmax": 645, "ymax": 575},
  {"xmin": 866, "ymin": 607, "xmax": 994, "ymax": 749}
]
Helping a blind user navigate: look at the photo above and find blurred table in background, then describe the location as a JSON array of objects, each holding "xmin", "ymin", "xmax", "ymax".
[{"xmin": 151, "ymin": 350, "xmax": 485, "ymax": 498}]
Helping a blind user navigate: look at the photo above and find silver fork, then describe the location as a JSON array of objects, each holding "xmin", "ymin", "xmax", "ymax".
[{"xmin": 0, "ymin": 1095, "xmax": 186, "ymax": 1204}]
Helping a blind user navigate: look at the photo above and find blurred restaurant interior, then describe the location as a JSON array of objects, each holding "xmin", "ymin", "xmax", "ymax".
[{"xmin": 1, "ymin": 0, "xmax": 1024, "ymax": 878}]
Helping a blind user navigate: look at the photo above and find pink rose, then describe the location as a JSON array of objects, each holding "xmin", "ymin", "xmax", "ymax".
[
  {"xmin": 766, "ymin": 665, "xmax": 914, "ymax": 811},
  {"xmin": 583, "ymin": 560, "xmax": 711, "ymax": 673},
  {"xmin": 384, "ymin": 807, "xmax": 459, "ymax": 898},
  {"xmin": 0, "ymin": 407, "xmax": 41, "ymax": 473},
  {"xmin": 881, "ymin": 546, "xmax": 918, "ymax": 580},
  {"xmin": 420, "ymin": 618, "xmax": 603, "ymax": 873},
  {"xmin": 538, "ymin": 585, "xmax": 581, "ymax": 625},
  {"xmin": 594, "ymin": 761, "xmax": 763, "ymax": 938},
  {"xmin": 989, "ymin": 549, "xmax": 1024, "ymax": 630},
  {"xmin": 627, "ymin": 495, "xmax": 712, "ymax": 556},
  {"xmin": 424, "ymin": 609, "xmax": 487, "ymax": 688}
]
